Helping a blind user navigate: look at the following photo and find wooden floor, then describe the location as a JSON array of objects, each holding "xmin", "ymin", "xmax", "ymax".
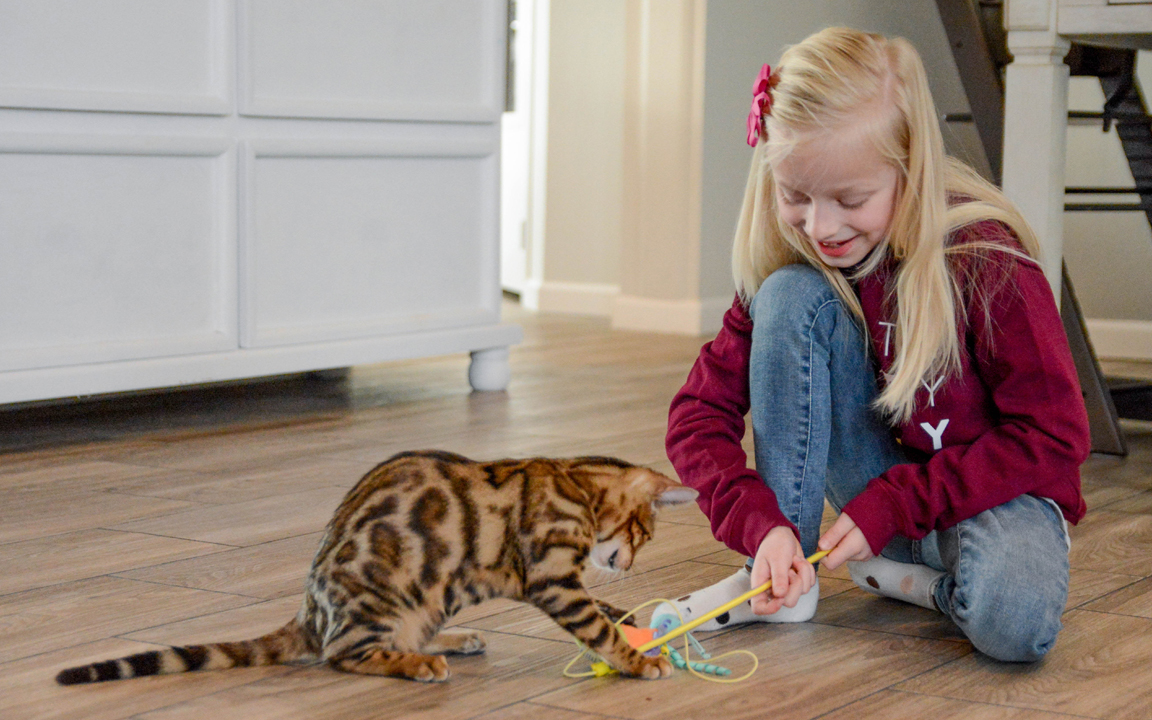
[{"xmin": 3, "ymin": 302, "xmax": 1152, "ymax": 720}]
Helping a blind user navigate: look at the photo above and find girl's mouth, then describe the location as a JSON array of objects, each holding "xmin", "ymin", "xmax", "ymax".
[{"xmin": 817, "ymin": 236, "xmax": 857, "ymax": 258}]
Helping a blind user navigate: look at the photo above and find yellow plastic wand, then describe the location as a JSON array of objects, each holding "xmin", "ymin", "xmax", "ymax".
[{"xmin": 634, "ymin": 549, "xmax": 830, "ymax": 655}]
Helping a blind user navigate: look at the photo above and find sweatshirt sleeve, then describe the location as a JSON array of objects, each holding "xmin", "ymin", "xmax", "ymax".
[
  {"xmin": 843, "ymin": 257, "xmax": 1091, "ymax": 555},
  {"xmin": 666, "ymin": 296, "xmax": 797, "ymax": 558}
]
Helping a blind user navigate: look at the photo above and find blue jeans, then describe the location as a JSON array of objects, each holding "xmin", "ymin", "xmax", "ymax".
[{"xmin": 748, "ymin": 264, "xmax": 1070, "ymax": 662}]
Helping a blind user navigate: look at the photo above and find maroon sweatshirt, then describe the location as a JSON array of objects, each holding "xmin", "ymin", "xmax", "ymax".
[{"xmin": 666, "ymin": 224, "xmax": 1090, "ymax": 558}]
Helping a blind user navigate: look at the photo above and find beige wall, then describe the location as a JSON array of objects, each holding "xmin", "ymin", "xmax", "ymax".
[
  {"xmin": 612, "ymin": 0, "xmax": 717, "ymax": 334},
  {"xmin": 534, "ymin": 0, "xmax": 1152, "ymax": 354},
  {"xmin": 535, "ymin": 0, "xmax": 981, "ymax": 333},
  {"xmin": 699, "ymin": 2, "xmax": 984, "ymax": 304},
  {"xmin": 534, "ymin": 0, "xmax": 626, "ymax": 316}
]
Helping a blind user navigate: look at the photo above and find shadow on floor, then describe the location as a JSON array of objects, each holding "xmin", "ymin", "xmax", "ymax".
[{"xmin": 0, "ymin": 370, "xmax": 356, "ymax": 454}]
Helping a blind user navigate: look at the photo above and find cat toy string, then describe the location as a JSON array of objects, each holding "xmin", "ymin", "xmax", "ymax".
[
  {"xmin": 637, "ymin": 549, "xmax": 831, "ymax": 653},
  {"xmin": 563, "ymin": 597, "xmax": 756, "ymax": 683},
  {"xmin": 564, "ymin": 549, "xmax": 829, "ymax": 683}
]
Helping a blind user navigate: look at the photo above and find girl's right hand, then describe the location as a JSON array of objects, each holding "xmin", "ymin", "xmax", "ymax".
[{"xmin": 749, "ymin": 526, "xmax": 816, "ymax": 615}]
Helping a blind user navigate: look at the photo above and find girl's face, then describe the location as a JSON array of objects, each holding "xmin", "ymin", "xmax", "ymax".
[{"xmin": 771, "ymin": 126, "xmax": 900, "ymax": 269}]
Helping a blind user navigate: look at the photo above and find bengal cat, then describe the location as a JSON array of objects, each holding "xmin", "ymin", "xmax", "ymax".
[{"xmin": 56, "ymin": 451, "xmax": 697, "ymax": 685}]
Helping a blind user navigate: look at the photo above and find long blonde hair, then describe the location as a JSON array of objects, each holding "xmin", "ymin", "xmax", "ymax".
[{"xmin": 732, "ymin": 27, "xmax": 1040, "ymax": 424}]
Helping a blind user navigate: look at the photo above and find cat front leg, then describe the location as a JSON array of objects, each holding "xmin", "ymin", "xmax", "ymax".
[
  {"xmin": 594, "ymin": 598, "xmax": 635, "ymax": 626},
  {"xmin": 526, "ymin": 575, "xmax": 671, "ymax": 679}
]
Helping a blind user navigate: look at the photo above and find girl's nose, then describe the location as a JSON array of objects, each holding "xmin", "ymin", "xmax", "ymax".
[{"xmin": 805, "ymin": 201, "xmax": 841, "ymax": 241}]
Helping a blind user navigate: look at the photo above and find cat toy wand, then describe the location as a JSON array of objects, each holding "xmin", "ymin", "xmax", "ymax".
[
  {"xmin": 632, "ymin": 549, "xmax": 830, "ymax": 655},
  {"xmin": 568, "ymin": 550, "xmax": 832, "ymax": 682}
]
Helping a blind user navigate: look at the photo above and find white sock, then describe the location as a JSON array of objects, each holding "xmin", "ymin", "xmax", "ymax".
[
  {"xmin": 650, "ymin": 567, "xmax": 818, "ymax": 632},
  {"xmin": 847, "ymin": 556, "xmax": 944, "ymax": 611}
]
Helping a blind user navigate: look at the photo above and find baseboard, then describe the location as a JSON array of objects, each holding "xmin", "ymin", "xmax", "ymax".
[
  {"xmin": 519, "ymin": 278, "xmax": 542, "ymax": 312},
  {"xmin": 535, "ymin": 281, "xmax": 619, "ymax": 316},
  {"xmin": 611, "ymin": 294, "xmax": 730, "ymax": 336},
  {"xmin": 1086, "ymin": 318, "xmax": 1152, "ymax": 361}
]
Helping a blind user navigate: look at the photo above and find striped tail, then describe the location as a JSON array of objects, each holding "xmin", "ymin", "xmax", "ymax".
[{"xmin": 55, "ymin": 618, "xmax": 311, "ymax": 686}]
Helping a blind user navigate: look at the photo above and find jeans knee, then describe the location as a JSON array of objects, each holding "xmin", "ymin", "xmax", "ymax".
[
  {"xmin": 751, "ymin": 264, "xmax": 835, "ymax": 326},
  {"xmin": 975, "ymin": 617, "xmax": 1060, "ymax": 663},
  {"xmin": 951, "ymin": 584, "xmax": 1062, "ymax": 662},
  {"xmin": 939, "ymin": 497, "xmax": 1070, "ymax": 662}
]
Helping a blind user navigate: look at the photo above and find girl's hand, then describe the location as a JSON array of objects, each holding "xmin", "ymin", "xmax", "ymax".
[
  {"xmin": 818, "ymin": 512, "xmax": 874, "ymax": 569},
  {"xmin": 749, "ymin": 526, "xmax": 816, "ymax": 615}
]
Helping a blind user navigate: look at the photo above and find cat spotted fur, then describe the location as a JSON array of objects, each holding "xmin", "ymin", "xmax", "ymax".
[{"xmin": 56, "ymin": 451, "xmax": 696, "ymax": 684}]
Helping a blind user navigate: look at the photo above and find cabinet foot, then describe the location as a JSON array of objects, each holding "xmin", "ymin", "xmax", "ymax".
[{"xmin": 468, "ymin": 348, "xmax": 511, "ymax": 392}]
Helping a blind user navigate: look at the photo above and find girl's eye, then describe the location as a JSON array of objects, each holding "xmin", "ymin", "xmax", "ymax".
[
  {"xmin": 839, "ymin": 198, "xmax": 867, "ymax": 210},
  {"xmin": 780, "ymin": 193, "xmax": 808, "ymax": 206}
]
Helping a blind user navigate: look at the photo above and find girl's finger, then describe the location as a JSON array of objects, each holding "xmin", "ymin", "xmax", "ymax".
[
  {"xmin": 791, "ymin": 554, "xmax": 815, "ymax": 594},
  {"xmin": 823, "ymin": 537, "xmax": 855, "ymax": 569},
  {"xmin": 750, "ymin": 552, "xmax": 778, "ymax": 612},
  {"xmin": 818, "ymin": 515, "xmax": 850, "ymax": 552},
  {"xmin": 781, "ymin": 569, "xmax": 803, "ymax": 607},
  {"xmin": 750, "ymin": 551, "xmax": 768, "ymax": 586},
  {"xmin": 768, "ymin": 555, "xmax": 791, "ymax": 598}
]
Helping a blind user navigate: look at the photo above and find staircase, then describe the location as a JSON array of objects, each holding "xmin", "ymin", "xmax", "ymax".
[{"xmin": 937, "ymin": 0, "xmax": 1152, "ymax": 455}]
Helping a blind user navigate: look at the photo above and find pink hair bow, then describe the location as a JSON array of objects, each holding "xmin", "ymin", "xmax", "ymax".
[{"xmin": 746, "ymin": 63, "xmax": 773, "ymax": 147}]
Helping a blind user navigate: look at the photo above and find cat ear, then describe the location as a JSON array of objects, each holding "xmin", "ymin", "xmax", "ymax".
[
  {"xmin": 654, "ymin": 484, "xmax": 698, "ymax": 508},
  {"xmin": 630, "ymin": 469, "xmax": 698, "ymax": 507}
]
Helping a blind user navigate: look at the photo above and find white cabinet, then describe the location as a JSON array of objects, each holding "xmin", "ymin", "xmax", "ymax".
[
  {"xmin": 0, "ymin": 0, "xmax": 520, "ymax": 404},
  {"xmin": 239, "ymin": 0, "xmax": 503, "ymax": 122}
]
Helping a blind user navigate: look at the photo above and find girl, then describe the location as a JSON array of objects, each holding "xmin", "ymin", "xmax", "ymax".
[{"xmin": 658, "ymin": 27, "xmax": 1089, "ymax": 662}]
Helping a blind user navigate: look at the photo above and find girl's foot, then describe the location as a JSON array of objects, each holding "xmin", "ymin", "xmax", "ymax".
[
  {"xmin": 847, "ymin": 556, "xmax": 944, "ymax": 611},
  {"xmin": 650, "ymin": 567, "xmax": 819, "ymax": 631}
]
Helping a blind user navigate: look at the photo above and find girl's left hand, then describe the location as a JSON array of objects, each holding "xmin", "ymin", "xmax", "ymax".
[{"xmin": 818, "ymin": 512, "xmax": 874, "ymax": 569}]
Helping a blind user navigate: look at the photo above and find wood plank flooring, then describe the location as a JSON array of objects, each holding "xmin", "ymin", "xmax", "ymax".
[{"xmin": 2, "ymin": 302, "xmax": 1151, "ymax": 720}]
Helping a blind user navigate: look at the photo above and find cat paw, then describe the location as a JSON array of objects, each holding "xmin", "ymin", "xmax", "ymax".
[
  {"xmin": 426, "ymin": 630, "xmax": 487, "ymax": 656},
  {"xmin": 456, "ymin": 632, "xmax": 486, "ymax": 655},
  {"xmin": 633, "ymin": 655, "xmax": 673, "ymax": 680},
  {"xmin": 412, "ymin": 655, "xmax": 451, "ymax": 683}
]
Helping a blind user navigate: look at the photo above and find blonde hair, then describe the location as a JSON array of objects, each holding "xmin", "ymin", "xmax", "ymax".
[{"xmin": 732, "ymin": 27, "xmax": 1040, "ymax": 424}]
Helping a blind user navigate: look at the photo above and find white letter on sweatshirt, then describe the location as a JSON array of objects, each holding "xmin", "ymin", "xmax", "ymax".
[
  {"xmin": 921, "ymin": 376, "xmax": 945, "ymax": 407},
  {"xmin": 879, "ymin": 321, "xmax": 896, "ymax": 358},
  {"xmin": 920, "ymin": 419, "xmax": 950, "ymax": 451}
]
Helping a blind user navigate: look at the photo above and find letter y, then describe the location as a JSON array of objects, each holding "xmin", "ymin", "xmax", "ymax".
[{"xmin": 919, "ymin": 419, "xmax": 950, "ymax": 451}]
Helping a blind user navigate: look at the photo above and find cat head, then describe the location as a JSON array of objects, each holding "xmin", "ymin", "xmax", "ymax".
[{"xmin": 585, "ymin": 463, "xmax": 697, "ymax": 572}]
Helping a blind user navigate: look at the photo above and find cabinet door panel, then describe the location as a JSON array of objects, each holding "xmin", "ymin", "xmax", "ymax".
[
  {"xmin": 243, "ymin": 145, "xmax": 498, "ymax": 347},
  {"xmin": 0, "ymin": 141, "xmax": 237, "ymax": 371},
  {"xmin": 241, "ymin": 0, "xmax": 503, "ymax": 121},
  {"xmin": 0, "ymin": 0, "xmax": 230, "ymax": 114}
]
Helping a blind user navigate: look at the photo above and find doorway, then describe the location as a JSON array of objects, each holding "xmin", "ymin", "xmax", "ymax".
[{"xmin": 499, "ymin": 0, "xmax": 536, "ymax": 297}]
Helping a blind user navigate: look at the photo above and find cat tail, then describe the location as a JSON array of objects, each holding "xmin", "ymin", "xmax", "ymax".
[{"xmin": 55, "ymin": 617, "xmax": 313, "ymax": 685}]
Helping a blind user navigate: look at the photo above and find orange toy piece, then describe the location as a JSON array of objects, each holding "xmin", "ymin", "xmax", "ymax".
[{"xmin": 618, "ymin": 624, "xmax": 658, "ymax": 650}]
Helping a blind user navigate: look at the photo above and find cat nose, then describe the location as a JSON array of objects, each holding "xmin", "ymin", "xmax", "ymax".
[{"xmin": 608, "ymin": 550, "xmax": 619, "ymax": 569}]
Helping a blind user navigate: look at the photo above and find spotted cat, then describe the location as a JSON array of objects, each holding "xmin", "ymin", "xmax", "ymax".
[{"xmin": 56, "ymin": 451, "xmax": 696, "ymax": 685}]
